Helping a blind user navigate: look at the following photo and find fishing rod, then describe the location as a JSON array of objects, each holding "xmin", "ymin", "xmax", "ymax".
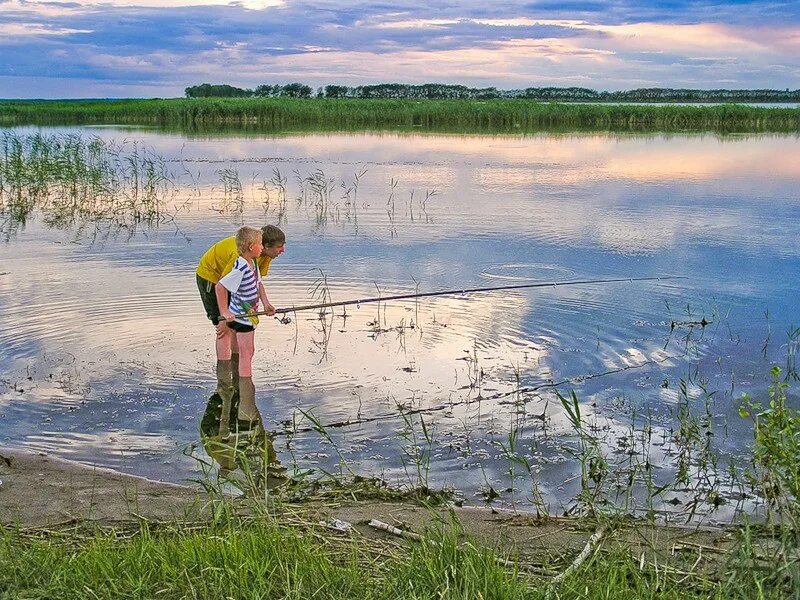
[{"xmin": 219, "ymin": 275, "xmax": 685, "ymax": 321}]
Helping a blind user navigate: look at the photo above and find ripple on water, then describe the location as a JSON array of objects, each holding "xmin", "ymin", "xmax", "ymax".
[
  {"xmin": 1, "ymin": 288, "xmax": 204, "ymax": 359},
  {"xmin": 479, "ymin": 262, "xmax": 578, "ymax": 282},
  {"xmin": 23, "ymin": 430, "xmax": 175, "ymax": 459}
]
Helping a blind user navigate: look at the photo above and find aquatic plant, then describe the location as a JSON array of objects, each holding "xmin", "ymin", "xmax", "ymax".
[
  {"xmin": 216, "ymin": 167, "xmax": 244, "ymax": 216},
  {"xmin": 557, "ymin": 390, "xmax": 611, "ymax": 517},
  {"xmin": 733, "ymin": 368, "xmax": 800, "ymax": 596},
  {"xmin": 260, "ymin": 166, "xmax": 288, "ymax": 223},
  {"xmin": 397, "ymin": 410, "xmax": 434, "ymax": 491},
  {"xmin": 0, "ymin": 132, "xmax": 173, "ymax": 238}
]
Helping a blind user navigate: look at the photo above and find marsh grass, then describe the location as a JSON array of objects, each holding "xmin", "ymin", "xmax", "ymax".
[
  {"xmin": 736, "ymin": 366, "xmax": 800, "ymax": 595},
  {"xmin": 216, "ymin": 167, "xmax": 244, "ymax": 217},
  {"xmin": 557, "ymin": 390, "xmax": 611, "ymax": 517},
  {"xmin": 1, "ymin": 506, "xmax": 792, "ymax": 599},
  {"xmin": 397, "ymin": 411, "xmax": 434, "ymax": 491},
  {"xmin": 0, "ymin": 519, "xmax": 372, "ymax": 600},
  {"xmin": 259, "ymin": 166, "xmax": 289, "ymax": 223},
  {"xmin": 2, "ymin": 98, "xmax": 800, "ymax": 133},
  {"xmin": 0, "ymin": 134, "xmax": 431, "ymax": 239},
  {"xmin": 0, "ymin": 132, "xmax": 174, "ymax": 238}
]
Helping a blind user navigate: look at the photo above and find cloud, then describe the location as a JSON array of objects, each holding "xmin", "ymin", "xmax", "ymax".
[
  {"xmin": 0, "ymin": 0, "xmax": 799, "ymax": 97},
  {"xmin": 8, "ymin": 0, "xmax": 285, "ymax": 7},
  {"xmin": 0, "ymin": 22, "xmax": 91, "ymax": 36}
]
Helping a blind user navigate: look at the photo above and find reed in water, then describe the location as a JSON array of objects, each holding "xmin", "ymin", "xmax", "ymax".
[
  {"xmin": 0, "ymin": 131, "xmax": 173, "ymax": 237},
  {"xmin": 2, "ymin": 98, "xmax": 799, "ymax": 133}
]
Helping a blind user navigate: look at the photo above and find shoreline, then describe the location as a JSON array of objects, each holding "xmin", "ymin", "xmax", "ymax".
[
  {"xmin": 0, "ymin": 447, "xmax": 206, "ymax": 527},
  {"xmin": 2, "ymin": 98, "xmax": 799, "ymax": 134},
  {"xmin": 0, "ymin": 445, "xmax": 741, "ymax": 570}
]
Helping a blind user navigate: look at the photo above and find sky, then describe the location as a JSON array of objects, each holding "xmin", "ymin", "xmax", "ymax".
[{"xmin": 0, "ymin": 0, "xmax": 799, "ymax": 98}]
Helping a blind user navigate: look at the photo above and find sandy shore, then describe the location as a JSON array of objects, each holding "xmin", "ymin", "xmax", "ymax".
[
  {"xmin": 1, "ymin": 445, "xmax": 745, "ymax": 577},
  {"xmin": 0, "ymin": 447, "xmax": 207, "ymax": 527}
]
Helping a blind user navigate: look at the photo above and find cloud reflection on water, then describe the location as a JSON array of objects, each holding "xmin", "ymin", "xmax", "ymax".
[{"xmin": 1, "ymin": 128, "xmax": 798, "ymax": 515}]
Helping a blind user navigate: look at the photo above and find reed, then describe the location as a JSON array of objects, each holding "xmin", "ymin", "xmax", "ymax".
[
  {"xmin": 737, "ymin": 366, "xmax": 800, "ymax": 594},
  {"xmin": 2, "ymin": 98, "xmax": 799, "ymax": 133},
  {"xmin": 397, "ymin": 411, "xmax": 434, "ymax": 491},
  {"xmin": 0, "ymin": 131, "xmax": 173, "ymax": 237}
]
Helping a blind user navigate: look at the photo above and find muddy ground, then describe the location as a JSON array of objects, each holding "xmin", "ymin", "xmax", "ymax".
[{"xmin": 0, "ymin": 446, "xmax": 742, "ymax": 577}]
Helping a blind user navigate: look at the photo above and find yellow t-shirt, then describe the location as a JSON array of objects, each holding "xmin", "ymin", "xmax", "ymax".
[{"xmin": 196, "ymin": 236, "xmax": 272, "ymax": 283}]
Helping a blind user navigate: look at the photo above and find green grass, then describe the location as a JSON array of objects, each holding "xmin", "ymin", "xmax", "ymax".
[
  {"xmin": 1, "ymin": 98, "xmax": 799, "ymax": 133},
  {"xmin": 0, "ymin": 520, "xmax": 528, "ymax": 600},
  {"xmin": 0, "ymin": 518, "xmax": 794, "ymax": 600}
]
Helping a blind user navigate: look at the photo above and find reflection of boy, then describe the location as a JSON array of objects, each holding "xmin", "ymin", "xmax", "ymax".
[{"xmin": 199, "ymin": 389, "xmax": 282, "ymax": 481}]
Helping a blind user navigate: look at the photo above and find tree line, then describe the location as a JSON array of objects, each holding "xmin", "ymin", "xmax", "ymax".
[{"xmin": 185, "ymin": 83, "xmax": 800, "ymax": 102}]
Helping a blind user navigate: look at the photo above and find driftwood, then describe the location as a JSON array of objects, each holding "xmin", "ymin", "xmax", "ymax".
[{"xmin": 545, "ymin": 525, "xmax": 607, "ymax": 598}]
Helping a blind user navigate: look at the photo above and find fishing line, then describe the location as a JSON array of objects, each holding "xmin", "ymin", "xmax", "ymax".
[{"xmin": 269, "ymin": 350, "xmax": 678, "ymax": 438}]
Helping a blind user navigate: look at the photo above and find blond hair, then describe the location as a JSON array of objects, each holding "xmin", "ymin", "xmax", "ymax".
[{"xmin": 235, "ymin": 226, "xmax": 262, "ymax": 254}]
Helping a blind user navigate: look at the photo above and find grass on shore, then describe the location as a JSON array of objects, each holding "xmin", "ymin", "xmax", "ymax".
[
  {"xmin": 0, "ymin": 515, "xmax": 790, "ymax": 600},
  {"xmin": 1, "ymin": 98, "xmax": 799, "ymax": 133}
]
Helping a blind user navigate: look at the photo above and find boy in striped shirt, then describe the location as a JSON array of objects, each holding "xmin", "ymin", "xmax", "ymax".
[
  {"xmin": 216, "ymin": 226, "xmax": 276, "ymax": 421},
  {"xmin": 196, "ymin": 225, "xmax": 284, "ymax": 415}
]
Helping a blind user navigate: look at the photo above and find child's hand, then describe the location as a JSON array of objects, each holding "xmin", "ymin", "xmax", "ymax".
[
  {"xmin": 215, "ymin": 313, "xmax": 234, "ymax": 338},
  {"xmin": 264, "ymin": 303, "xmax": 276, "ymax": 316}
]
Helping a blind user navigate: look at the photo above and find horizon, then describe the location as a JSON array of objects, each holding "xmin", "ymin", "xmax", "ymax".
[
  {"xmin": 4, "ymin": 82, "xmax": 800, "ymax": 104},
  {"xmin": 1, "ymin": 1, "xmax": 799, "ymax": 99}
]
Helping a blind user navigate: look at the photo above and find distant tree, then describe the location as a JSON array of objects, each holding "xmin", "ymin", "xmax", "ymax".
[
  {"xmin": 185, "ymin": 82, "xmax": 800, "ymax": 102},
  {"xmin": 473, "ymin": 87, "xmax": 499, "ymax": 100},
  {"xmin": 254, "ymin": 84, "xmax": 281, "ymax": 97},
  {"xmin": 185, "ymin": 83, "xmax": 252, "ymax": 98},
  {"xmin": 280, "ymin": 83, "xmax": 312, "ymax": 98},
  {"xmin": 324, "ymin": 85, "xmax": 351, "ymax": 98}
]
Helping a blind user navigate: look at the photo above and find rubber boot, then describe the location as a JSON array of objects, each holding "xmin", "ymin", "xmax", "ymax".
[
  {"xmin": 231, "ymin": 352, "xmax": 240, "ymax": 391},
  {"xmin": 237, "ymin": 376, "xmax": 260, "ymax": 424},
  {"xmin": 215, "ymin": 359, "xmax": 235, "ymax": 438}
]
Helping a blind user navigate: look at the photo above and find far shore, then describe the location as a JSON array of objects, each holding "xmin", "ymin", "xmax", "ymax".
[{"xmin": 2, "ymin": 97, "xmax": 799, "ymax": 133}]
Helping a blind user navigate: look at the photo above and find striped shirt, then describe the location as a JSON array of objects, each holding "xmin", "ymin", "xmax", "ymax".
[{"xmin": 218, "ymin": 257, "xmax": 261, "ymax": 327}]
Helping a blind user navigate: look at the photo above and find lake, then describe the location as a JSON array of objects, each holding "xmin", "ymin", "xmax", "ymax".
[{"xmin": 1, "ymin": 127, "xmax": 798, "ymax": 521}]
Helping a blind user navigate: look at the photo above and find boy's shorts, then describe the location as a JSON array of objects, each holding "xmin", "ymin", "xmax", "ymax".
[
  {"xmin": 197, "ymin": 273, "xmax": 255, "ymax": 332},
  {"xmin": 227, "ymin": 321, "xmax": 255, "ymax": 333},
  {"xmin": 196, "ymin": 274, "xmax": 221, "ymax": 325}
]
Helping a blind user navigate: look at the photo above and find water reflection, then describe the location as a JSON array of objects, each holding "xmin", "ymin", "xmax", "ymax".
[
  {"xmin": 1, "ymin": 127, "xmax": 799, "ymax": 518},
  {"xmin": 199, "ymin": 358, "xmax": 284, "ymax": 484}
]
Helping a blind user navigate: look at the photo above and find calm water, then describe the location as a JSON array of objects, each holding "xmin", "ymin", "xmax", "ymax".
[{"xmin": 1, "ymin": 127, "xmax": 798, "ymax": 518}]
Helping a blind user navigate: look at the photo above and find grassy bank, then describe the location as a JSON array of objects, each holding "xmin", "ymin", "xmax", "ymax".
[
  {"xmin": 1, "ymin": 98, "xmax": 799, "ymax": 133},
  {"xmin": 0, "ymin": 515, "xmax": 790, "ymax": 600}
]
